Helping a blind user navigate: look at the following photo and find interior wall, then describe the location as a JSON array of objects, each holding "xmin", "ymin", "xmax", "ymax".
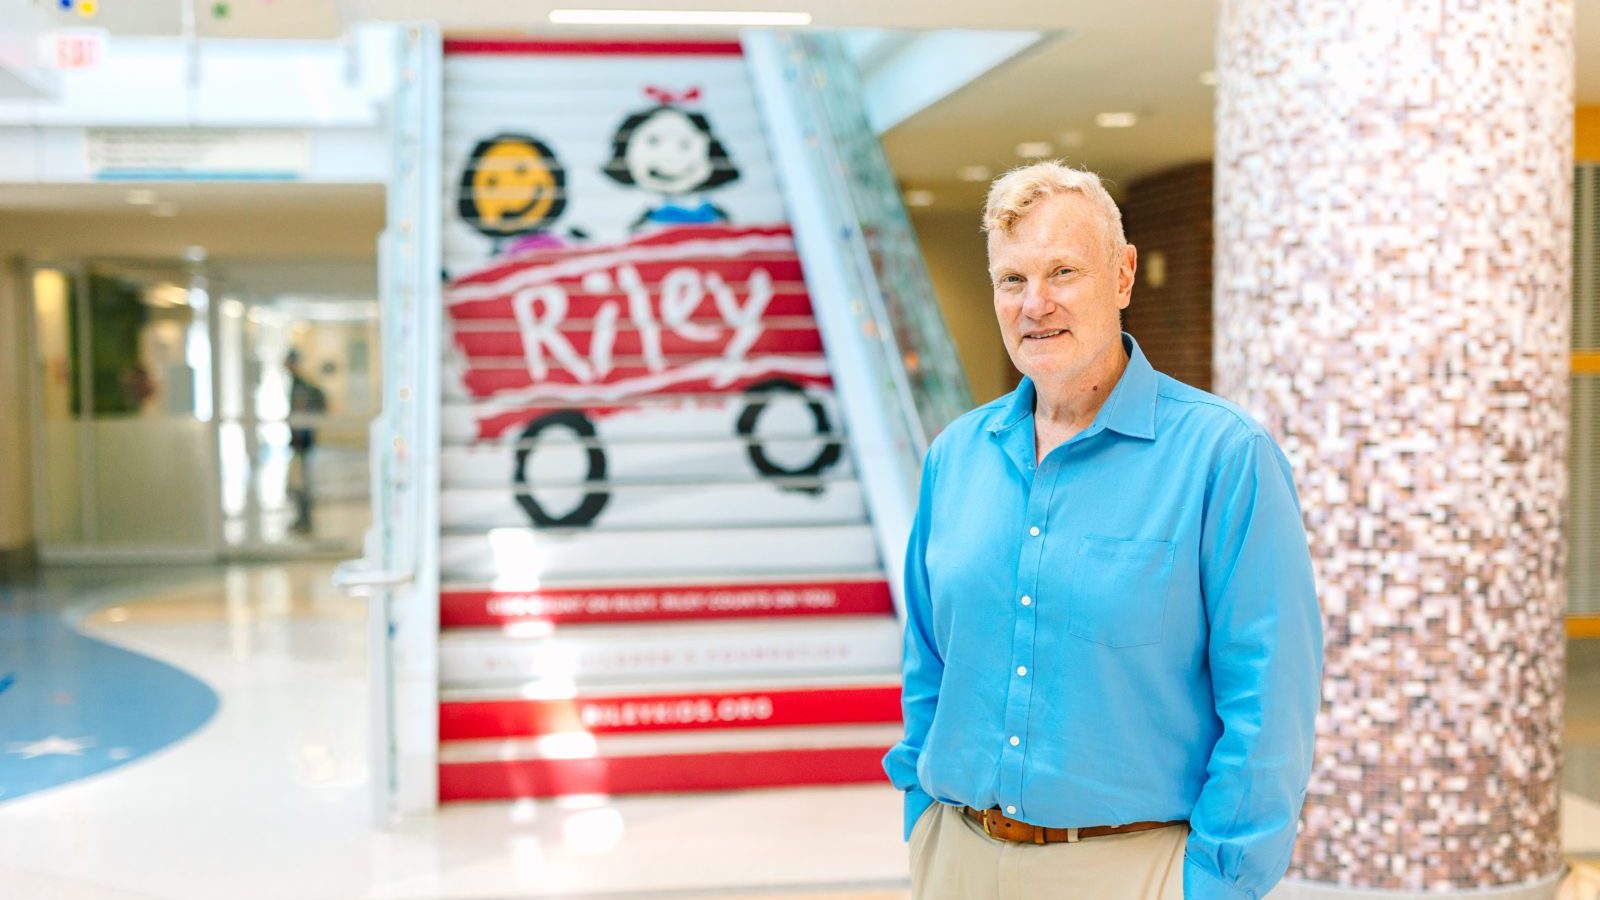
[
  {"xmin": 0, "ymin": 210, "xmax": 383, "ymax": 261},
  {"xmin": 909, "ymin": 208, "xmax": 1017, "ymax": 406},
  {"xmin": 0, "ymin": 261, "xmax": 33, "ymax": 556},
  {"xmin": 1120, "ymin": 160, "xmax": 1215, "ymax": 392}
]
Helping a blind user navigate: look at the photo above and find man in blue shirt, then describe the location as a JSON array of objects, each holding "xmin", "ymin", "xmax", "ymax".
[{"xmin": 884, "ymin": 162, "xmax": 1323, "ymax": 900}]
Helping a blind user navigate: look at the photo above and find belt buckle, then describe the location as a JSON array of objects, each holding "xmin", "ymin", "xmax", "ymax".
[{"xmin": 983, "ymin": 809, "xmax": 996, "ymax": 839}]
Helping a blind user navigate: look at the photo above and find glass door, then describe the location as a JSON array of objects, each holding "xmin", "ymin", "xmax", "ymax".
[{"xmin": 28, "ymin": 261, "xmax": 219, "ymax": 560}]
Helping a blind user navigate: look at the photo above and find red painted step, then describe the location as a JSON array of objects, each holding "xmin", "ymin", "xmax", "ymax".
[
  {"xmin": 440, "ymin": 681, "xmax": 901, "ymax": 740},
  {"xmin": 437, "ymin": 724, "xmax": 898, "ymax": 801},
  {"xmin": 449, "ymin": 324, "xmax": 825, "ymax": 357},
  {"xmin": 440, "ymin": 576, "xmax": 894, "ymax": 628},
  {"xmin": 439, "ymin": 746, "xmax": 891, "ymax": 801}
]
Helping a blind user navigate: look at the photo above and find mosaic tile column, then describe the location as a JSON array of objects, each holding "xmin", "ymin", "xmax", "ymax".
[{"xmin": 1214, "ymin": 2, "xmax": 1572, "ymax": 897}]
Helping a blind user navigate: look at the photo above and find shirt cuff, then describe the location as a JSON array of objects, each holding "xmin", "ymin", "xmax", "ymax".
[
  {"xmin": 903, "ymin": 788, "xmax": 936, "ymax": 842},
  {"xmin": 1183, "ymin": 854, "xmax": 1255, "ymax": 900}
]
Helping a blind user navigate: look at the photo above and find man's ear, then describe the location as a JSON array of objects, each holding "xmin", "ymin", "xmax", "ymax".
[{"xmin": 1119, "ymin": 244, "xmax": 1138, "ymax": 301}]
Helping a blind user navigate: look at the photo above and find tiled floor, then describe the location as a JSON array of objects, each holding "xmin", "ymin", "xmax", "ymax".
[{"xmin": 0, "ymin": 562, "xmax": 1597, "ymax": 899}]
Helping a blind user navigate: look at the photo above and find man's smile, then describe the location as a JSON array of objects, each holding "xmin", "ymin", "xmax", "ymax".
[{"xmin": 1023, "ymin": 328, "xmax": 1069, "ymax": 341}]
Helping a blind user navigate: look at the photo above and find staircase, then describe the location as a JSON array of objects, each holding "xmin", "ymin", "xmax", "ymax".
[{"xmin": 433, "ymin": 38, "xmax": 905, "ymax": 801}]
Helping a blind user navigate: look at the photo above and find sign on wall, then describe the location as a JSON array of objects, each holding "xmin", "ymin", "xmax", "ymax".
[{"xmin": 86, "ymin": 128, "xmax": 310, "ymax": 180}]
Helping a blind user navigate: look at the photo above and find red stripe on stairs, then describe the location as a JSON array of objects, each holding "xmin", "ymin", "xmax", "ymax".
[
  {"xmin": 451, "ymin": 326, "xmax": 825, "ymax": 357},
  {"xmin": 438, "ymin": 745, "xmax": 891, "ymax": 801},
  {"xmin": 441, "ymin": 579, "xmax": 894, "ymax": 628},
  {"xmin": 440, "ymin": 684, "xmax": 902, "ymax": 740},
  {"xmin": 444, "ymin": 39, "xmax": 745, "ymax": 57}
]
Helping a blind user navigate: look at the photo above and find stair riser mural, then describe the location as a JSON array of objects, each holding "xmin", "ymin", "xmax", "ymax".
[{"xmin": 436, "ymin": 40, "xmax": 897, "ymax": 800}]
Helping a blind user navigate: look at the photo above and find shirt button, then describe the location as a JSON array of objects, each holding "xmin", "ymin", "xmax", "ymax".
[
  {"xmin": 1021, "ymin": 596, "xmax": 1032, "ymax": 606},
  {"xmin": 1029, "ymin": 526, "xmax": 1040, "ymax": 537},
  {"xmin": 1017, "ymin": 666, "xmax": 1027, "ymax": 676},
  {"xmin": 1009, "ymin": 736, "xmax": 1020, "ymax": 746},
  {"xmin": 1006, "ymin": 805, "xmax": 1017, "ymax": 814}
]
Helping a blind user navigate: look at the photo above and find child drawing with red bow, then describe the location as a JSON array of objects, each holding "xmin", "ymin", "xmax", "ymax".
[{"xmin": 601, "ymin": 86, "xmax": 741, "ymax": 229}]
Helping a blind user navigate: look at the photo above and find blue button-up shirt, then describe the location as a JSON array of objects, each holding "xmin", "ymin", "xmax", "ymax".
[{"xmin": 884, "ymin": 332, "xmax": 1323, "ymax": 900}]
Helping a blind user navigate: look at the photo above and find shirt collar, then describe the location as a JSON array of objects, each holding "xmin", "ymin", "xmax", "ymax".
[{"xmin": 987, "ymin": 331, "xmax": 1159, "ymax": 441}]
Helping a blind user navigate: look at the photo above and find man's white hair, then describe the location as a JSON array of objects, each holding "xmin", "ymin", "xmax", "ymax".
[{"xmin": 982, "ymin": 161, "xmax": 1127, "ymax": 261}]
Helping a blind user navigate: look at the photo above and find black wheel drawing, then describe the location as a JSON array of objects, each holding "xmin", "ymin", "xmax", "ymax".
[
  {"xmin": 512, "ymin": 410, "xmax": 610, "ymax": 527},
  {"xmin": 736, "ymin": 378, "xmax": 844, "ymax": 495}
]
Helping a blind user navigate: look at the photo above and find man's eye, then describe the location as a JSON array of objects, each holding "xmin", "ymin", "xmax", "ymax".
[{"xmin": 1054, "ymin": 267, "xmax": 1075, "ymax": 277}]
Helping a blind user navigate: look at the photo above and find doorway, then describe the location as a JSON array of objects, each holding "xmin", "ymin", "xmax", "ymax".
[
  {"xmin": 215, "ymin": 263, "xmax": 380, "ymax": 557},
  {"xmin": 26, "ymin": 257, "xmax": 380, "ymax": 563}
]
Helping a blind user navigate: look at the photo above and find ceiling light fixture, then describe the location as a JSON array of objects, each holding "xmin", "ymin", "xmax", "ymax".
[
  {"xmin": 548, "ymin": 8, "xmax": 811, "ymax": 26},
  {"xmin": 125, "ymin": 189, "xmax": 158, "ymax": 205},
  {"xmin": 1015, "ymin": 142, "xmax": 1054, "ymax": 159},
  {"xmin": 903, "ymin": 189, "xmax": 935, "ymax": 208},
  {"xmin": 1095, "ymin": 112, "xmax": 1139, "ymax": 128},
  {"xmin": 958, "ymin": 165, "xmax": 992, "ymax": 182}
]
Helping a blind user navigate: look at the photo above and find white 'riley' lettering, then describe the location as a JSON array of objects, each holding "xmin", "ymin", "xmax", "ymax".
[{"xmin": 510, "ymin": 264, "xmax": 775, "ymax": 384}]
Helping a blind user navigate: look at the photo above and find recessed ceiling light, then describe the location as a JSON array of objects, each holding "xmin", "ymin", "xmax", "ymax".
[
  {"xmin": 548, "ymin": 8, "xmax": 811, "ymax": 26},
  {"xmin": 904, "ymin": 189, "xmax": 935, "ymax": 208},
  {"xmin": 152, "ymin": 202, "xmax": 178, "ymax": 217},
  {"xmin": 958, "ymin": 165, "xmax": 992, "ymax": 182},
  {"xmin": 1095, "ymin": 112, "xmax": 1139, "ymax": 128},
  {"xmin": 1200, "ymin": 70, "xmax": 1218, "ymax": 86},
  {"xmin": 125, "ymin": 189, "xmax": 158, "ymax": 205},
  {"xmin": 1015, "ymin": 142, "xmax": 1054, "ymax": 159}
]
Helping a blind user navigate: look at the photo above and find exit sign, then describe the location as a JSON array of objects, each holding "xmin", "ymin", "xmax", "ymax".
[{"xmin": 43, "ymin": 30, "xmax": 107, "ymax": 70}]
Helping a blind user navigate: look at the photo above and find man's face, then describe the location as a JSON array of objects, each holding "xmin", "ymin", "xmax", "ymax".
[
  {"xmin": 987, "ymin": 192, "xmax": 1136, "ymax": 390},
  {"xmin": 626, "ymin": 109, "xmax": 714, "ymax": 194}
]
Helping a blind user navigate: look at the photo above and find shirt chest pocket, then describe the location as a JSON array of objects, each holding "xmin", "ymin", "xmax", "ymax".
[{"xmin": 1066, "ymin": 535, "xmax": 1175, "ymax": 648}]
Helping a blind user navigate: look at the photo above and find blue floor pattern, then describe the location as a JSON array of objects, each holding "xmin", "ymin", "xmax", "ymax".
[{"xmin": 0, "ymin": 573, "xmax": 219, "ymax": 803}]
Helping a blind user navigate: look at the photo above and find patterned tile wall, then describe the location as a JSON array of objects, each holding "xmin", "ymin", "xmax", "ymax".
[{"xmin": 1215, "ymin": 0, "xmax": 1573, "ymax": 890}]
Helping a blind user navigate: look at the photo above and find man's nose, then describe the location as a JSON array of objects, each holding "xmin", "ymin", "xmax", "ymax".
[{"xmin": 1020, "ymin": 282, "xmax": 1056, "ymax": 319}]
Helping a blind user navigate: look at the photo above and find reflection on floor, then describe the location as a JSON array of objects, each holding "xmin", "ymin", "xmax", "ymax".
[
  {"xmin": 0, "ymin": 562, "xmax": 1596, "ymax": 899},
  {"xmin": 224, "ymin": 496, "xmax": 372, "ymax": 556}
]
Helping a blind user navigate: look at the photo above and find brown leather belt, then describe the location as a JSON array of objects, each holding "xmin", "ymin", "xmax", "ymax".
[{"xmin": 963, "ymin": 806, "xmax": 1186, "ymax": 845}]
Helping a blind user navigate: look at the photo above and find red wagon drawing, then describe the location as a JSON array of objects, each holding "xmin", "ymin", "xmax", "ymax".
[{"xmin": 444, "ymin": 225, "xmax": 848, "ymax": 529}]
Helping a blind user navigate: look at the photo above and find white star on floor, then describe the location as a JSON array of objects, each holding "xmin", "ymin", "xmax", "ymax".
[{"xmin": 6, "ymin": 736, "xmax": 95, "ymax": 759}]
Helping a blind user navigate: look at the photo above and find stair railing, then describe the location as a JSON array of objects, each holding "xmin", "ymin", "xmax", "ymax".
[{"xmin": 744, "ymin": 30, "xmax": 974, "ymax": 618}]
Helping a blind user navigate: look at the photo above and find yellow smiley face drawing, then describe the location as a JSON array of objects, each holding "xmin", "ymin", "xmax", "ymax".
[{"xmin": 459, "ymin": 134, "xmax": 567, "ymax": 237}]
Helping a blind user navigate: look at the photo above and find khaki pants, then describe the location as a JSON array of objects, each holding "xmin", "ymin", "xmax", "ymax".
[{"xmin": 909, "ymin": 804, "xmax": 1188, "ymax": 900}]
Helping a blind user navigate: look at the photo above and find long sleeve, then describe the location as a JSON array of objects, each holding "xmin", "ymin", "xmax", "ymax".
[
  {"xmin": 1184, "ymin": 435, "xmax": 1324, "ymax": 900},
  {"xmin": 881, "ymin": 448, "xmax": 944, "ymax": 841}
]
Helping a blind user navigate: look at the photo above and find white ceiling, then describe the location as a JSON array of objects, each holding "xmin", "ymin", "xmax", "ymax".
[
  {"xmin": 882, "ymin": 3, "xmax": 1218, "ymax": 211},
  {"xmin": 7, "ymin": 0, "xmax": 1600, "ymax": 217}
]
